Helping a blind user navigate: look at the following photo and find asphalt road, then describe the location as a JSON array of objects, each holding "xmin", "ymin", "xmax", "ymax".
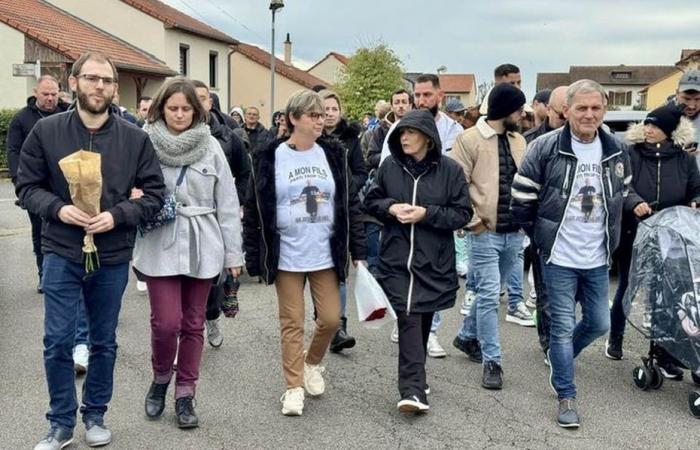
[{"xmin": 1, "ymin": 178, "xmax": 699, "ymax": 449}]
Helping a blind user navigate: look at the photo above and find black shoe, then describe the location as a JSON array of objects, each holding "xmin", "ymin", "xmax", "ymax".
[
  {"xmin": 397, "ymin": 394, "xmax": 429, "ymax": 413},
  {"xmin": 605, "ymin": 334, "xmax": 623, "ymax": 360},
  {"xmin": 452, "ymin": 336, "xmax": 482, "ymax": 363},
  {"xmin": 482, "ymin": 361, "xmax": 503, "ymax": 390},
  {"xmin": 175, "ymin": 396, "xmax": 199, "ymax": 428},
  {"xmin": 145, "ymin": 381, "xmax": 170, "ymax": 418},
  {"xmin": 330, "ymin": 317, "xmax": 356, "ymax": 353}
]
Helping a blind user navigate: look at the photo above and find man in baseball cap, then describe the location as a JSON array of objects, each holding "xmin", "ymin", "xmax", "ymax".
[{"xmin": 675, "ymin": 70, "xmax": 700, "ymax": 159}]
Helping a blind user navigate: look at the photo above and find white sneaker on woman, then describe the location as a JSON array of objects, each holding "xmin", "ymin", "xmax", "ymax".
[{"xmin": 280, "ymin": 387, "xmax": 304, "ymax": 416}]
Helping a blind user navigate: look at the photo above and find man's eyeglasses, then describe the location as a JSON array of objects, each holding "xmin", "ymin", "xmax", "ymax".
[
  {"xmin": 77, "ymin": 74, "xmax": 116, "ymax": 86},
  {"xmin": 550, "ymin": 106, "xmax": 566, "ymax": 121}
]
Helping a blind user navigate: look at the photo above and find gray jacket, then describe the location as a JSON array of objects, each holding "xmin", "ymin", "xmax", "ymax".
[{"xmin": 133, "ymin": 136, "xmax": 244, "ymax": 278}]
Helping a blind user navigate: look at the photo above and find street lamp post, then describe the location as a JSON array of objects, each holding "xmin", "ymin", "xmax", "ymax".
[{"xmin": 270, "ymin": 0, "xmax": 284, "ymax": 125}]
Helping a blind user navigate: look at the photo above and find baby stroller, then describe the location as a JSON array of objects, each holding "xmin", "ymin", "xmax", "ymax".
[{"xmin": 623, "ymin": 206, "xmax": 700, "ymax": 417}]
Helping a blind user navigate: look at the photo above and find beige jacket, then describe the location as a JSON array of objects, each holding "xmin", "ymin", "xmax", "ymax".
[{"xmin": 449, "ymin": 117, "xmax": 526, "ymax": 233}]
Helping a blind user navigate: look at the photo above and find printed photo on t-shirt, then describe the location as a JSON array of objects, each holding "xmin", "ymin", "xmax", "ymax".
[
  {"xmin": 287, "ymin": 165, "xmax": 333, "ymax": 225},
  {"xmin": 567, "ymin": 163, "xmax": 604, "ymax": 224}
]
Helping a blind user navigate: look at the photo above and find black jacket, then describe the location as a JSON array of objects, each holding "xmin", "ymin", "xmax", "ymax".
[
  {"xmin": 366, "ymin": 116, "xmax": 394, "ymax": 171},
  {"xmin": 511, "ymin": 123, "xmax": 631, "ymax": 265},
  {"xmin": 620, "ymin": 120, "xmax": 700, "ymax": 249},
  {"xmin": 325, "ymin": 118, "xmax": 368, "ymax": 190},
  {"xmin": 15, "ymin": 110, "xmax": 166, "ymax": 265},
  {"xmin": 244, "ymin": 122, "xmax": 273, "ymax": 154},
  {"xmin": 365, "ymin": 109, "xmax": 472, "ymax": 314},
  {"xmin": 495, "ymin": 135, "xmax": 518, "ymax": 233},
  {"xmin": 523, "ymin": 119, "xmax": 555, "ymax": 145},
  {"xmin": 209, "ymin": 113, "xmax": 250, "ymax": 202},
  {"xmin": 7, "ymin": 96, "xmax": 70, "ymax": 183},
  {"xmin": 243, "ymin": 136, "xmax": 367, "ymax": 284}
]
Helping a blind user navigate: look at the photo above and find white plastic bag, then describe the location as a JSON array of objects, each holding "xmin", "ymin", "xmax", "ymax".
[{"xmin": 353, "ymin": 264, "xmax": 397, "ymax": 329}]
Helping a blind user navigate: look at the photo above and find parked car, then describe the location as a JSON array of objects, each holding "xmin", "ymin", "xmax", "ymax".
[{"xmin": 604, "ymin": 110, "xmax": 648, "ymax": 142}]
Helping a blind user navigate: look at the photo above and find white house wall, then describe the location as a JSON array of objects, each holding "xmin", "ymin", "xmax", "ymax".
[{"xmin": 0, "ymin": 23, "xmax": 33, "ymax": 109}]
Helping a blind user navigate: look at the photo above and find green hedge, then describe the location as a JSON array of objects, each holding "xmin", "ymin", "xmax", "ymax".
[{"xmin": 0, "ymin": 108, "xmax": 19, "ymax": 169}]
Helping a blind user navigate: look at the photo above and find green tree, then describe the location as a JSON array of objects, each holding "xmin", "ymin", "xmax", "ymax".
[{"xmin": 335, "ymin": 44, "xmax": 405, "ymax": 121}]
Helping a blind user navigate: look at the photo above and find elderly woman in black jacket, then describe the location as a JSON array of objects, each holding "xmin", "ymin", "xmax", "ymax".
[
  {"xmin": 606, "ymin": 103, "xmax": 700, "ymax": 377},
  {"xmin": 243, "ymin": 89, "xmax": 366, "ymax": 417},
  {"xmin": 365, "ymin": 109, "xmax": 472, "ymax": 413}
]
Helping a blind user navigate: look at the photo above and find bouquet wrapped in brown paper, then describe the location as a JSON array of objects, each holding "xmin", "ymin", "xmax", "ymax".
[{"xmin": 58, "ymin": 150, "xmax": 103, "ymax": 272}]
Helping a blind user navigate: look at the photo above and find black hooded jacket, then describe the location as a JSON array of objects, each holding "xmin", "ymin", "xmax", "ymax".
[
  {"xmin": 242, "ymin": 136, "xmax": 367, "ymax": 284},
  {"xmin": 364, "ymin": 109, "xmax": 472, "ymax": 314},
  {"xmin": 209, "ymin": 112, "xmax": 250, "ymax": 202},
  {"xmin": 325, "ymin": 118, "xmax": 368, "ymax": 190},
  {"xmin": 244, "ymin": 122, "xmax": 273, "ymax": 154},
  {"xmin": 15, "ymin": 109, "xmax": 165, "ymax": 264},
  {"xmin": 7, "ymin": 96, "xmax": 70, "ymax": 183}
]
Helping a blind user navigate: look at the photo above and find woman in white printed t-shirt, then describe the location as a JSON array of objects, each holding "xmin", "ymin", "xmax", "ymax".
[{"xmin": 242, "ymin": 89, "xmax": 367, "ymax": 416}]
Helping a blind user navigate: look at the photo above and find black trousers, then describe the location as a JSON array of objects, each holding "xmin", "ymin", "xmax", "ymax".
[
  {"xmin": 28, "ymin": 211, "xmax": 43, "ymax": 278},
  {"xmin": 206, "ymin": 283, "xmax": 223, "ymax": 321},
  {"xmin": 527, "ymin": 244, "xmax": 551, "ymax": 353},
  {"xmin": 397, "ymin": 310, "xmax": 434, "ymax": 399}
]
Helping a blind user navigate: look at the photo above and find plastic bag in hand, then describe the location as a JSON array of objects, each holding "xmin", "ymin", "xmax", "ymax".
[{"xmin": 353, "ymin": 264, "xmax": 396, "ymax": 329}]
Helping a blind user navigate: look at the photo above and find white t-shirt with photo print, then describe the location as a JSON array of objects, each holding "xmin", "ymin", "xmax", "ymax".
[
  {"xmin": 275, "ymin": 142, "xmax": 336, "ymax": 272},
  {"xmin": 550, "ymin": 136, "xmax": 607, "ymax": 269}
]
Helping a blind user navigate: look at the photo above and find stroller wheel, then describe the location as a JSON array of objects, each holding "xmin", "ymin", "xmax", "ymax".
[
  {"xmin": 689, "ymin": 391, "xmax": 700, "ymax": 418},
  {"xmin": 691, "ymin": 372, "xmax": 700, "ymax": 386},
  {"xmin": 650, "ymin": 366, "xmax": 664, "ymax": 390},
  {"xmin": 633, "ymin": 366, "xmax": 652, "ymax": 391}
]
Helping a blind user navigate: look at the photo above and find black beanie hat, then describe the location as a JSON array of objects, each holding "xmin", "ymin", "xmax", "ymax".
[
  {"xmin": 487, "ymin": 83, "xmax": 527, "ymax": 120},
  {"xmin": 644, "ymin": 103, "xmax": 683, "ymax": 139}
]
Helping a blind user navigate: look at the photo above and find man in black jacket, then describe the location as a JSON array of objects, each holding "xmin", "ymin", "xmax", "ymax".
[
  {"xmin": 16, "ymin": 52, "xmax": 165, "ymax": 449},
  {"xmin": 511, "ymin": 80, "xmax": 631, "ymax": 429},
  {"xmin": 194, "ymin": 80, "xmax": 250, "ymax": 348},
  {"xmin": 243, "ymin": 106, "xmax": 273, "ymax": 153},
  {"xmin": 7, "ymin": 75, "xmax": 70, "ymax": 292}
]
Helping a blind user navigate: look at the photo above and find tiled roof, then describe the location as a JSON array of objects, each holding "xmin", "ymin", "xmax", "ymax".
[
  {"xmin": 439, "ymin": 74, "xmax": 475, "ymax": 93},
  {"xmin": 307, "ymin": 51, "xmax": 349, "ymax": 73},
  {"xmin": 234, "ymin": 42, "xmax": 328, "ymax": 89},
  {"xmin": 120, "ymin": 0, "xmax": 237, "ymax": 44},
  {"xmin": 680, "ymin": 49, "xmax": 700, "ymax": 62},
  {"xmin": 536, "ymin": 72, "xmax": 571, "ymax": 91},
  {"xmin": 0, "ymin": 0, "xmax": 176, "ymax": 76},
  {"xmin": 536, "ymin": 66, "xmax": 677, "ymax": 90}
]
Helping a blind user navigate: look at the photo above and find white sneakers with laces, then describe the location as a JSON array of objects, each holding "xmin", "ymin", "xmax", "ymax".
[
  {"xmin": 303, "ymin": 361, "xmax": 326, "ymax": 396},
  {"xmin": 280, "ymin": 387, "xmax": 304, "ymax": 416}
]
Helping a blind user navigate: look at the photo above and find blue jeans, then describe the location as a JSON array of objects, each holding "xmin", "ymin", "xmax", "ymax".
[
  {"xmin": 75, "ymin": 295, "xmax": 89, "ymax": 347},
  {"xmin": 42, "ymin": 253, "xmax": 128, "ymax": 430},
  {"xmin": 365, "ymin": 222, "xmax": 382, "ymax": 276},
  {"xmin": 506, "ymin": 247, "xmax": 525, "ymax": 309},
  {"xmin": 457, "ymin": 231, "xmax": 524, "ymax": 364},
  {"xmin": 543, "ymin": 263, "xmax": 610, "ymax": 399}
]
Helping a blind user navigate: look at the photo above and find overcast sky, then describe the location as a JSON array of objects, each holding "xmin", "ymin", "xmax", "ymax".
[{"xmin": 163, "ymin": 0, "xmax": 698, "ymax": 99}]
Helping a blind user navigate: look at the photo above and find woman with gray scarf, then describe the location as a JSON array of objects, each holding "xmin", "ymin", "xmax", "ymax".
[{"xmin": 133, "ymin": 78, "xmax": 244, "ymax": 428}]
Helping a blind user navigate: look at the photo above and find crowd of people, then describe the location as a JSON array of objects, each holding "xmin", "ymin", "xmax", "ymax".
[{"xmin": 6, "ymin": 50, "xmax": 700, "ymax": 449}]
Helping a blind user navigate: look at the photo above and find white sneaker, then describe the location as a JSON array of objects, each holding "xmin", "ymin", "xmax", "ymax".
[
  {"xmin": 303, "ymin": 361, "xmax": 326, "ymax": 396},
  {"xmin": 460, "ymin": 290, "xmax": 476, "ymax": 315},
  {"xmin": 280, "ymin": 387, "xmax": 304, "ymax": 416},
  {"xmin": 506, "ymin": 302, "xmax": 535, "ymax": 327},
  {"xmin": 73, "ymin": 344, "xmax": 89, "ymax": 375},
  {"xmin": 136, "ymin": 280, "xmax": 148, "ymax": 294},
  {"xmin": 206, "ymin": 318, "xmax": 223, "ymax": 348},
  {"xmin": 456, "ymin": 262, "xmax": 469, "ymax": 277},
  {"xmin": 390, "ymin": 323, "xmax": 399, "ymax": 343},
  {"xmin": 525, "ymin": 295, "xmax": 537, "ymax": 310},
  {"xmin": 427, "ymin": 333, "xmax": 447, "ymax": 358}
]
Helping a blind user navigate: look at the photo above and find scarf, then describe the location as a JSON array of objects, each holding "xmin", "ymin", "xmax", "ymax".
[{"xmin": 145, "ymin": 120, "xmax": 210, "ymax": 167}]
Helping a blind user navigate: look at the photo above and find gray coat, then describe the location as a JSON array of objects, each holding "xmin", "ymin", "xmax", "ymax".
[{"xmin": 133, "ymin": 136, "xmax": 244, "ymax": 278}]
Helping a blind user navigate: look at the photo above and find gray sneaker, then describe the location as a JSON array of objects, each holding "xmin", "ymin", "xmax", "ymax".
[
  {"xmin": 85, "ymin": 421, "xmax": 111, "ymax": 447},
  {"xmin": 34, "ymin": 427, "xmax": 73, "ymax": 450},
  {"xmin": 206, "ymin": 318, "xmax": 223, "ymax": 348},
  {"xmin": 557, "ymin": 398, "xmax": 580, "ymax": 428},
  {"xmin": 506, "ymin": 302, "xmax": 535, "ymax": 327}
]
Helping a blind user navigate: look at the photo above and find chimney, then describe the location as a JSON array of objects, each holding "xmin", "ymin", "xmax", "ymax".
[{"xmin": 283, "ymin": 33, "xmax": 292, "ymax": 65}]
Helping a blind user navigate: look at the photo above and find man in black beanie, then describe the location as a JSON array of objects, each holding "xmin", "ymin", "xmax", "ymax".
[{"xmin": 449, "ymin": 82, "xmax": 529, "ymax": 391}]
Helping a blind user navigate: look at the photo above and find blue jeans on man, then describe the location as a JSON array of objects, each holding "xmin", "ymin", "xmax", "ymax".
[
  {"xmin": 75, "ymin": 294, "xmax": 89, "ymax": 347},
  {"xmin": 42, "ymin": 253, "xmax": 128, "ymax": 431},
  {"xmin": 505, "ymin": 247, "xmax": 525, "ymax": 309},
  {"xmin": 457, "ymin": 231, "xmax": 524, "ymax": 364},
  {"xmin": 542, "ymin": 263, "xmax": 610, "ymax": 399}
]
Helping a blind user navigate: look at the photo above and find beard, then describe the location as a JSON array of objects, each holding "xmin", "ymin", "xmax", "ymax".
[
  {"xmin": 420, "ymin": 104, "xmax": 439, "ymax": 117},
  {"xmin": 504, "ymin": 117, "xmax": 520, "ymax": 132},
  {"xmin": 76, "ymin": 88, "xmax": 111, "ymax": 115}
]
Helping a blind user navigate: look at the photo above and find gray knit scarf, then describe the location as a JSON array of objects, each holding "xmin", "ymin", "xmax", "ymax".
[{"xmin": 145, "ymin": 120, "xmax": 211, "ymax": 167}]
